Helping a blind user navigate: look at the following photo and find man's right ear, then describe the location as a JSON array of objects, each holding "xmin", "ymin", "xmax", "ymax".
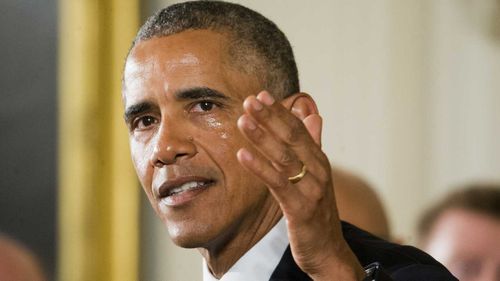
[
  {"xmin": 282, "ymin": 93, "xmax": 319, "ymax": 121},
  {"xmin": 282, "ymin": 93, "xmax": 322, "ymax": 146}
]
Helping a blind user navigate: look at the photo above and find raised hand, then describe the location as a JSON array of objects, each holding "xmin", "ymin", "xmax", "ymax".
[{"xmin": 236, "ymin": 91, "xmax": 365, "ymax": 280}]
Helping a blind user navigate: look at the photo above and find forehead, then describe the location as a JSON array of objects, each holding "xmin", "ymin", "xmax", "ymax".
[
  {"xmin": 130, "ymin": 29, "xmax": 230, "ymax": 67},
  {"xmin": 123, "ymin": 30, "xmax": 259, "ymax": 103},
  {"xmin": 435, "ymin": 209, "xmax": 500, "ymax": 250}
]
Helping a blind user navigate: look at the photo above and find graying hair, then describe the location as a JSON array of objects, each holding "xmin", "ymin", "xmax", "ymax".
[{"xmin": 130, "ymin": 0, "xmax": 299, "ymax": 99}]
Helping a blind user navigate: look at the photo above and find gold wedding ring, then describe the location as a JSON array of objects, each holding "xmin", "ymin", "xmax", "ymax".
[{"xmin": 288, "ymin": 163, "xmax": 307, "ymax": 184}]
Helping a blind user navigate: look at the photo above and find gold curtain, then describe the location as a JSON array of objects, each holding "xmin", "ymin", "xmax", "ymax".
[{"xmin": 58, "ymin": 0, "xmax": 139, "ymax": 280}]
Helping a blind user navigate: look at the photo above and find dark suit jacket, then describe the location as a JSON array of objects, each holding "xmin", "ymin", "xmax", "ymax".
[{"xmin": 269, "ymin": 222, "xmax": 457, "ymax": 281}]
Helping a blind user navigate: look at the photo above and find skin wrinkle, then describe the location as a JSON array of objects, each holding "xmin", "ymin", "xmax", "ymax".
[
  {"xmin": 163, "ymin": 81, "xmax": 169, "ymax": 94},
  {"xmin": 179, "ymin": 53, "xmax": 200, "ymax": 65}
]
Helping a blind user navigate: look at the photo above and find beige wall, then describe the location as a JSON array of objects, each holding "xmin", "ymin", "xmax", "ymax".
[{"xmin": 140, "ymin": 1, "xmax": 500, "ymax": 280}]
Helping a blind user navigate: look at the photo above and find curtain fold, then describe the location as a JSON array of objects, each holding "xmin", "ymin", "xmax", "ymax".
[{"xmin": 58, "ymin": 0, "xmax": 139, "ymax": 280}]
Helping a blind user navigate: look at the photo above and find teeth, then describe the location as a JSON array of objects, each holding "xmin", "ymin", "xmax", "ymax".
[{"xmin": 168, "ymin": 181, "xmax": 205, "ymax": 196}]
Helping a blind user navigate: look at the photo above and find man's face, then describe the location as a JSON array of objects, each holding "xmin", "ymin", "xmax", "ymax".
[
  {"xmin": 123, "ymin": 30, "xmax": 278, "ymax": 249},
  {"xmin": 424, "ymin": 209, "xmax": 500, "ymax": 281}
]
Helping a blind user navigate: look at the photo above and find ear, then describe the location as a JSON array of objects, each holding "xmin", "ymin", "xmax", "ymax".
[
  {"xmin": 281, "ymin": 93, "xmax": 322, "ymax": 146},
  {"xmin": 281, "ymin": 93, "xmax": 319, "ymax": 120}
]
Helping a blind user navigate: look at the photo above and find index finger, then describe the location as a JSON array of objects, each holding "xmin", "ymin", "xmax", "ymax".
[{"xmin": 243, "ymin": 92, "xmax": 327, "ymax": 170}]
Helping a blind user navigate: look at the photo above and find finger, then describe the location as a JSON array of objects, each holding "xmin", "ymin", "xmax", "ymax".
[
  {"xmin": 237, "ymin": 113, "xmax": 302, "ymax": 174},
  {"xmin": 236, "ymin": 148, "xmax": 302, "ymax": 210},
  {"xmin": 249, "ymin": 92, "xmax": 313, "ymax": 146},
  {"xmin": 237, "ymin": 114, "xmax": 327, "ymax": 204},
  {"xmin": 243, "ymin": 93, "xmax": 327, "ymax": 173},
  {"xmin": 237, "ymin": 148, "xmax": 325, "ymax": 216}
]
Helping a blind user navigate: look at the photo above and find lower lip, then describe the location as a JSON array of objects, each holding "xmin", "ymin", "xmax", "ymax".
[{"xmin": 159, "ymin": 184, "xmax": 211, "ymax": 207}]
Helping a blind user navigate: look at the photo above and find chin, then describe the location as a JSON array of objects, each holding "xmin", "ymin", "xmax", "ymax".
[{"xmin": 165, "ymin": 220, "xmax": 214, "ymax": 249}]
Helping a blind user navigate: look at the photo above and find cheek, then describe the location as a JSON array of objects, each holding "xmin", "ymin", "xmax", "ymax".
[
  {"xmin": 193, "ymin": 115, "xmax": 242, "ymax": 152},
  {"xmin": 197, "ymin": 117, "xmax": 226, "ymax": 140},
  {"xmin": 130, "ymin": 138, "xmax": 153, "ymax": 187},
  {"xmin": 192, "ymin": 112, "xmax": 240, "ymax": 141},
  {"xmin": 205, "ymin": 116, "xmax": 222, "ymax": 129}
]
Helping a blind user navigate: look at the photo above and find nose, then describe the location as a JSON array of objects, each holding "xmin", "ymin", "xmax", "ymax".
[{"xmin": 149, "ymin": 123, "xmax": 197, "ymax": 167}]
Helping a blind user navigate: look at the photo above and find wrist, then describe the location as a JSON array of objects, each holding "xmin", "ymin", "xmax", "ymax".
[{"xmin": 309, "ymin": 244, "xmax": 365, "ymax": 281}]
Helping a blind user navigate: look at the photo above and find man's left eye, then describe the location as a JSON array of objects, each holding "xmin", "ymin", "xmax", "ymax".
[{"xmin": 192, "ymin": 101, "xmax": 217, "ymax": 112}]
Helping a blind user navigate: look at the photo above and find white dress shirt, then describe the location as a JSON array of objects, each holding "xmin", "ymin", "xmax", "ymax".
[{"xmin": 203, "ymin": 218, "xmax": 289, "ymax": 281}]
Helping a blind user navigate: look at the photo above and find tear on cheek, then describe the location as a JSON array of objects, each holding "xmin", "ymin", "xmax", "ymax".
[{"xmin": 206, "ymin": 117, "xmax": 222, "ymax": 129}]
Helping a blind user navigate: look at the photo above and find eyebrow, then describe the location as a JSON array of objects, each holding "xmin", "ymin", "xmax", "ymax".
[
  {"xmin": 175, "ymin": 87, "xmax": 230, "ymax": 101},
  {"xmin": 124, "ymin": 101, "xmax": 155, "ymax": 123},
  {"xmin": 123, "ymin": 87, "xmax": 231, "ymax": 123}
]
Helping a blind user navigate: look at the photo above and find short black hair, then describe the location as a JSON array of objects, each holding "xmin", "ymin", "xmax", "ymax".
[
  {"xmin": 129, "ymin": 0, "xmax": 299, "ymax": 99},
  {"xmin": 417, "ymin": 184, "xmax": 500, "ymax": 242}
]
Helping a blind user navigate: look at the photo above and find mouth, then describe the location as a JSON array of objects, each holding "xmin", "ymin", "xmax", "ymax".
[{"xmin": 156, "ymin": 177, "xmax": 215, "ymax": 207}]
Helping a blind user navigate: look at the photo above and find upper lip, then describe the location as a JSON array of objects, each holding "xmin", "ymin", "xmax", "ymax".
[{"xmin": 155, "ymin": 176, "xmax": 214, "ymax": 199}]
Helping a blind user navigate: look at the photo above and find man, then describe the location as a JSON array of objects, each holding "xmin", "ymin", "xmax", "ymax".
[
  {"xmin": 0, "ymin": 234, "xmax": 46, "ymax": 281},
  {"xmin": 418, "ymin": 185, "xmax": 500, "ymax": 281},
  {"xmin": 122, "ymin": 1, "xmax": 456, "ymax": 280}
]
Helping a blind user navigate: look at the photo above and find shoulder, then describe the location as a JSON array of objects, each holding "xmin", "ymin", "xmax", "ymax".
[{"xmin": 341, "ymin": 221, "xmax": 457, "ymax": 281}]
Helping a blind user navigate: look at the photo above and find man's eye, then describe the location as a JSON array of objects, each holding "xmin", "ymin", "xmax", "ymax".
[
  {"xmin": 135, "ymin": 116, "xmax": 158, "ymax": 130},
  {"xmin": 192, "ymin": 101, "xmax": 217, "ymax": 112}
]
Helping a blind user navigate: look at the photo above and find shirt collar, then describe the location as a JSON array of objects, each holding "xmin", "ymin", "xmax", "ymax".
[{"xmin": 203, "ymin": 218, "xmax": 289, "ymax": 281}]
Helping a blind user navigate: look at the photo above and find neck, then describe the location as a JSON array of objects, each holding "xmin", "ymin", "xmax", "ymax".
[{"xmin": 199, "ymin": 200, "xmax": 282, "ymax": 279}]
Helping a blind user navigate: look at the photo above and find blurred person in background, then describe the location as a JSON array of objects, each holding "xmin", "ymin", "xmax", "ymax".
[
  {"xmin": 0, "ymin": 234, "xmax": 46, "ymax": 281},
  {"xmin": 333, "ymin": 167, "xmax": 391, "ymax": 240},
  {"xmin": 417, "ymin": 185, "xmax": 500, "ymax": 281}
]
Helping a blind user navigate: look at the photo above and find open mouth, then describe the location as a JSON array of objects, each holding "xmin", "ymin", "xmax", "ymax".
[
  {"xmin": 157, "ymin": 178, "xmax": 215, "ymax": 206},
  {"xmin": 164, "ymin": 180, "xmax": 213, "ymax": 196}
]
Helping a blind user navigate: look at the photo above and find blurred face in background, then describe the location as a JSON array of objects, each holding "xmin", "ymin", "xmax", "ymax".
[
  {"xmin": 0, "ymin": 237, "xmax": 46, "ymax": 281},
  {"xmin": 423, "ymin": 208, "xmax": 500, "ymax": 281}
]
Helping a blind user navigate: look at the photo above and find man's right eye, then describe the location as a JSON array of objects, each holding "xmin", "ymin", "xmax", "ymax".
[{"xmin": 134, "ymin": 116, "xmax": 158, "ymax": 130}]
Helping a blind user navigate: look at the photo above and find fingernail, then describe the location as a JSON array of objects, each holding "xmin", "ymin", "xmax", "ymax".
[
  {"xmin": 258, "ymin": 91, "xmax": 275, "ymax": 106},
  {"xmin": 245, "ymin": 116, "xmax": 256, "ymax": 130},
  {"xmin": 238, "ymin": 148, "xmax": 254, "ymax": 162},
  {"xmin": 238, "ymin": 115, "xmax": 257, "ymax": 131},
  {"xmin": 251, "ymin": 98, "xmax": 263, "ymax": 111}
]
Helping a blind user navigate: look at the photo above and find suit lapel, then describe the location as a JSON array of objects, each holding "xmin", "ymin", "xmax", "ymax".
[{"xmin": 269, "ymin": 246, "xmax": 311, "ymax": 281}]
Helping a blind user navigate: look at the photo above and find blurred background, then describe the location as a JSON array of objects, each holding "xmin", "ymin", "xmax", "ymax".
[
  {"xmin": 0, "ymin": 0, "xmax": 57, "ymax": 279},
  {"xmin": 1, "ymin": 0, "xmax": 499, "ymax": 280}
]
